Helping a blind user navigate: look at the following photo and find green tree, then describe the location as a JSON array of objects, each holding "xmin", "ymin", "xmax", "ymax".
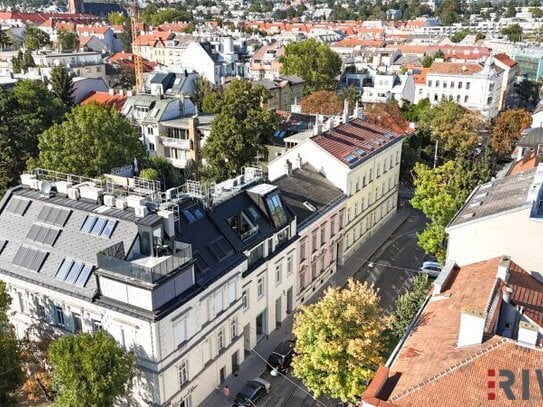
[
  {"xmin": 434, "ymin": 48, "xmax": 445, "ymax": 59},
  {"xmin": 338, "ymin": 85, "xmax": 361, "ymax": 107},
  {"xmin": 516, "ymin": 79, "xmax": 540, "ymax": 107},
  {"xmin": 201, "ymin": 79, "xmax": 279, "ymax": 181},
  {"xmin": 108, "ymin": 11, "xmax": 126, "ymax": 25},
  {"xmin": 0, "ymin": 81, "xmax": 64, "ymax": 194},
  {"xmin": 502, "ymin": 23, "xmax": 523, "ymax": 42},
  {"xmin": 475, "ymin": 31, "xmax": 486, "ymax": 41},
  {"xmin": 437, "ymin": 0, "xmax": 460, "ymax": 25},
  {"xmin": 11, "ymin": 50, "xmax": 23, "ymax": 73},
  {"xmin": 139, "ymin": 167, "xmax": 159, "ymax": 180},
  {"xmin": 141, "ymin": 5, "xmax": 193, "ymax": 25},
  {"xmin": 0, "ymin": 281, "xmax": 25, "ymax": 406},
  {"xmin": 145, "ymin": 155, "xmax": 183, "ymax": 188},
  {"xmin": 530, "ymin": 7, "xmax": 543, "ymax": 17},
  {"xmin": 24, "ymin": 25, "xmax": 51, "ymax": 50},
  {"xmin": 36, "ymin": 103, "xmax": 146, "ymax": 177},
  {"xmin": 0, "ymin": 28, "xmax": 12, "ymax": 49},
  {"xmin": 56, "ymin": 28, "xmax": 79, "ymax": 51},
  {"xmin": 50, "ymin": 65, "xmax": 75, "ymax": 108},
  {"xmin": 22, "ymin": 49, "xmax": 35, "ymax": 69},
  {"xmin": 292, "ymin": 279, "xmax": 389, "ymax": 402},
  {"xmin": 113, "ymin": 66, "xmax": 136, "ymax": 89},
  {"xmin": 490, "ymin": 109, "xmax": 532, "ymax": 157},
  {"xmin": 49, "ymin": 330, "xmax": 136, "ymax": 407},
  {"xmin": 401, "ymin": 98, "xmax": 431, "ymax": 122},
  {"xmin": 390, "ymin": 274, "xmax": 430, "ymax": 338},
  {"xmin": 450, "ymin": 29, "xmax": 470, "ymax": 43},
  {"xmin": 279, "ymin": 39, "xmax": 342, "ymax": 94},
  {"xmin": 421, "ymin": 55, "xmax": 434, "ymax": 68},
  {"xmin": 119, "ymin": 20, "xmax": 132, "ymax": 53},
  {"xmin": 193, "ymin": 77, "xmax": 219, "ymax": 112}
]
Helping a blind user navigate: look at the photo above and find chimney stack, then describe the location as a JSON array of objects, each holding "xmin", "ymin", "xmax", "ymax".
[
  {"xmin": 457, "ymin": 308, "xmax": 486, "ymax": 347},
  {"xmin": 342, "ymin": 98, "xmax": 349, "ymax": 124},
  {"xmin": 502, "ymin": 284, "xmax": 513, "ymax": 304},
  {"xmin": 284, "ymin": 159, "xmax": 292, "ymax": 176},
  {"xmin": 497, "ymin": 256, "xmax": 511, "ymax": 282},
  {"xmin": 518, "ymin": 321, "xmax": 539, "ymax": 347},
  {"xmin": 295, "ymin": 153, "xmax": 303, "ymax": 169}
]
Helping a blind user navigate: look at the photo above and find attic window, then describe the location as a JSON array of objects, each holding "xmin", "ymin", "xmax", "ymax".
[
  {"xmin": 303, "ymin": 201, "xmax": 317, "ymax": 212},
  {"xmin": 266, "ymin": 193, "xmax": 288, "ymax": 227},
  {"xmin": 473, "ymin": 192, "xmax": 487, "ymax": 200},
  {"xmin": 228, "ymin": 211, "xmax": 258, "ymax": 241}
]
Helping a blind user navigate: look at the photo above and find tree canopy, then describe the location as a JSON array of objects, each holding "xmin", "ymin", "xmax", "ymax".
[
  {"xmin": 0, "ymin": 80, "xmax": 65, "ymax": 194},
  {"xmin": 390, "ymin": 274, "xmax": 431, "ymax": 339},
  {"xmin": 301, "ymin": 90, "xmax": 343, "ymax": 115},
  {"xmin": 502, "ymin": 23, "xmax": 523, "ymax": 42},
  {"xmin": 279, "ymin": 39, "xmax": 342, "ymax": 94},
  {"xmin": 201, "ymin": 79, "xmax": 278, "ymax": 182},
  {"xmin": 292, "ymin": 279, "xmax": 389, "ymax": 402},
  {"xmin": 49, "ymin": 330, "xmax": 136, "ymax": 407},
  {"xmin": 50, "ymin": 65, "xmax": 75, "ymax": 108},
  {"xmin": 141, "ymin": 5, "xmax": 193, "ymax": 25},
  {"xmin": 56, "ymin": 28, "xmax": 78, "ymax": 51},
  {"xmin": 24, "ymin": 26, "xmax": 51, "ymax": 50},
  {"xmin": 0, "ymin": 281, "xmax": 25, "ymax": 406},
  {"xmin": 516, "ymin": 79, "xmax": 540, "ymax": 107},
  {"xmin": 490, "ymin": 109, "xmax": 532, "ymax": 157},
  {"xmin": 36, "ymin": 103, "xmax": 146, "ymax": 177}
]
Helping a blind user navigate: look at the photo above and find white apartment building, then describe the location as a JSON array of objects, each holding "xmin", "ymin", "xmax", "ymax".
[
  {"xmin": 415, "ymin": 58, "xmax": 504, "ymax": 118},
  {"xmin": 0, "ymin": 167, "xmax": 299, "ymax": 407}
]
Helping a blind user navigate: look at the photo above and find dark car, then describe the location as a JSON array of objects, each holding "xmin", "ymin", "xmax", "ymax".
[
  {"xmin": 266, "ymin": 340, "xmax": 295, "ymax": 374},
  {"xmin": 232, "ymin": 378, "xmax": 271, "ymax": 407}
]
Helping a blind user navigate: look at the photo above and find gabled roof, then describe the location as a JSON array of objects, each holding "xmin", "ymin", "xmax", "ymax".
[
  {"xmin": 80, "ymin": 91, "xmax": 128, "ymax": 111},
  {"xmin": 311, "ymin": 118, "xmax": 404, "ymax": 168},
  {"xmin": 494, "ymin": 53, "xmax": 517, "ymax": 68}
]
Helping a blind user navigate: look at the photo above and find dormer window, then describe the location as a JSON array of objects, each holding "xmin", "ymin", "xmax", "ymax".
[
  {"xmin": 228, "ymin": 211, "xmax": 258, "ymax": 241},
  {"xmin": 266, "ymin": 193, "xmax": 287, "ymax": 227}
]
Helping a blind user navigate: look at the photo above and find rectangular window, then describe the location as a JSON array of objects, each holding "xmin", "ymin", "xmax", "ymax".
[
  {"xmin": 311, "ymin": 261, "xmax": 317, "ymax": 279},
  {"xmin": 231, "ymin": 318, "xmax": 237, "ymax": 341},
  {"xmin": 300, "ymin": 268, "xmax": 306, "ymax": 289},
  {"xmin": 330, "ymin": 217, "xmax": 336, "ymax": 236},
  {"xmin": 174, "ymin": 318, "xmax": 187, "ymax": 346},
  {"xmin": 312, "ymin": 232, "xmax": 317, "ymax": 252},
  {"xmin": 287, "ymin": 255, "xmax": 293, "ymax": 275},
  {"xmin": 339, "ymin": 210, "xmax": 344, "ymax": 229},
  {"xmin": 275, "ymin": 264, "xmax": 282, "ymax": 285},
  {"xmin": 72, "ymin": 312, "xmax": 82, "ymax": 333},
  {"xmin": 458, "ymin": 82, "xmax": 462, "ymax": 89},
  {"xmin": 330, "ymin": 245, "xmax": 335, "ymax": 265},
  {"xmin": 92, "ymin": 319, "xmax": 102, "ymax": 331},
  {"xmin": 242, "ymin": 290, "xmax": 248, "ymax": 311},
  {"xmin": 300, "ymin": 240, "xmax": 306, "ymax": 261},
  {"xmin": 428, "ymin": 80, "xmax": 432, "ymax": 87},
  {"xmin": 214, "ymin": 290, "xmax": 224, "ymax": 315},
  {"xmin": 369, "ymin": 169, "xmax": 373, "ymax": 181},
  {"xmin": 18, "ymin": 292, "xmax": 26, "ymax": 314},
  {"xmin": 228, "ymin": 282, "xmax": 236, "ymax": 304},
  {"xmin": 217, "ymin": 329, "xmax": 225, "ymax": 351},
  {"xmin": 320, "ymin": 226, "xmax": 326, "ymax": 246},
  {"xmin": 320, "ymin": 255, "xmax": 325, "ymax": 273},
  {"xmin": 248, "ymin": 243, "xmax": 264, "ymax": 266},
  {"xmin": 257, "ymin": 277, "xmax": 264, "ymax": 298},
  {"xmin": 36, "ymin": 303, "xmax": 45, "ymax": 319},
  {"xmin": 55, "ymin": 306, "xmax": 64, "ymax": 326},
  {"xmin": 179, "ymin": 360, "xmax": 189, "ymax": 386},
  {"xmin": 466, "ymin": 82, "xmax": 470, "ymax": 90}
]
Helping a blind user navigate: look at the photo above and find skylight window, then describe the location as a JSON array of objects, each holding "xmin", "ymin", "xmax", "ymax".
[
  {"xmin": 55, "ymin": 259, "xmax": 93, "ymax": 287},
  {"xmin": 303, "ymin": 201, "xmax": 317, "ymax": 212},
  {"xmin": 80, "ymin": 216, "xmax": 117, "ymax": 238},
  {"xmin": 266, "ymin": 194, "xmax": 288, "ymax": 227},
  {"xmin": 182, "ymin": 206, "xmax": 205, "ymax": 223}
]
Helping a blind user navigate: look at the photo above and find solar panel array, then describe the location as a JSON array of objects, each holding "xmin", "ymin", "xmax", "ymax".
[
  {"xmin": 4, "ymin": 197, "xmax": 31, "ymax": 216},
  {"xmin": 55, "ymin": 258, "xmax": 93, "ymax": 287},
  {"xmin": 12, "ymin": 246, "xmax": 49, "ymax": 272},
  {"xmin": 80, "ymin": 215, "xmax": 117, "ymax": 238},
  {"xmin": 26, "ymin": 224, "xmax": 61, "ymax": 247},
  {"xmin": 182, "ymin": 206, "xmax": 205, "ymax": 223},
  {"xmin": 36, "ymin": 205, "xmax": 72, "ymax": 227}
]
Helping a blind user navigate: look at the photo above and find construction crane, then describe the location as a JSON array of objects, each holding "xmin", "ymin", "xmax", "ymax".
[{"xmin": 130, "ymin": 0, "xmax": 144, "ymax": 93}]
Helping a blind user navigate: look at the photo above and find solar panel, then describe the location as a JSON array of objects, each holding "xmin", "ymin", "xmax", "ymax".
[
  {"xmin": 90, "ymin": 217, "xmax": 106, "ymax": 236},
  {"xmin": 36, "ymin": 206, "xmax": 52, "ymax": 223},
  {"xmin": 75, "ymin": 264, "xmax": 93, "ymax": 287},
  {"xmin": 55, "ymin": 259, "xmax": 72, "ymax": 280},
  {"xmin": 183, "ymin": 210, "xmax": 196, "ymax": 222},
  {"xmin": 13, "ymin": 246, "xmax": 48, "ymax": 272},
  {"xmin": 65, "ymin": 261, "xmax": 83, "ymax": 283},
  {"xmin": 26, "ymin": 224, "xmax": 61, "ymax": 247},
  {"xmin": 51, "ymin": 207, "xmax": 71, "ymax": 226},
  {"xmin": 5, "ymin": 197, "xmax": 31, "ymax": 216},
  {"xmin": 81, "ymin": 216, "xmax": 96, "ymax": 233},
  {"xmin": 101, "ymin": 220, "xmax": 117, "ymax": 238},
  {"xmin": 192, "ymin": 208, "xmax": 204, "ymax": 219}
]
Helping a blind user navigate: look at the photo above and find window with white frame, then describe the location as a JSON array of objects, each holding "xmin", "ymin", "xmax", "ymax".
[
  {"xmin": 287, "ymin": 255, "xmax": 293, "ymax": 275},
  {"xmin": 300, "ymin": 240, "xmax": 306, "ymax": 261},
  {"xmin": 174, "ymin": 318, "xmax": 187, "ymax": 347},
  {"xmin": 275, "ymin": 263, "xmax": 282, "ymax": 285},
  {"xmin": 231, "ymin": 318, "xmax": 238, "ymax": 340},
  {"xmin": 215, "ymin": 289, "xmax": 224, "ymax": 315},
  {"xmin": 179, "ymin": 360, "xmax": 189, "ymax": 386},
  {"xmin": 312, "ymin": 232, "xmax": 317, "ymax": 252},
  {"xmin": 320, "ymin": 225, "xmax": 326, "ymax": 246},
  {"xmin": 217, "ymin": 328, "xmax": 225, "ymax": 351},
  {"xmin": 228, "ymin": 281, "xmax": 236, "ymax": 304},
  {"xmin": 257, "ymin": 277, "xmax": 264, "ymax": 298},
  {"xmin": 330, "ymin": 217, "xmax": 336, "ymax": 236},
  {"xmin": 55, "ymin": 306, "xmax": 64, "ymax": 326},
  {"xmin": 242, "ymin": 290, "xmax": 248, "ymax": 310},
  {"xmin": 330, "ymin": 245, "xmax": 335, "ymax": 265},
  {"xmin": 18, "ymin": 292, "xmax": 26, "ymax": 314},
  {"xmin": 180, "ymin": 395, "xmax": 192, "ymax": 407}
]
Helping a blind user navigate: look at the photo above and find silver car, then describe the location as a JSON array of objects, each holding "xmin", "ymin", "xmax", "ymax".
[{"xmin": 419, "ymin": 261, "xmax": 442, "ymax": 277}]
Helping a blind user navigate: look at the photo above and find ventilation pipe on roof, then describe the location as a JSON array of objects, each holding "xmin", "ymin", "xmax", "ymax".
[
  {"xmin": 295, "ymin": 153, "xmax": 303, "ymax": 169},
  {"xmin": 342, "ymin": 99, "xmax": 349, "ymax": 124},
  {"xmin": 497, "ymin": 255, "xmax": 511, "ymax": 282},
  {"xmin": 284, "ymin": 159, "xmax": 292, "ymax": 176},
  {"xmin": 502, "ymin": 284, "xmax": 513, "ymax": 304}
]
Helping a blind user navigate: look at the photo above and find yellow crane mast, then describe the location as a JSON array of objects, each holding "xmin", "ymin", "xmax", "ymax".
[{"xmin": 130, "ymin": 0, "xmax": 144, "ymax": 93}]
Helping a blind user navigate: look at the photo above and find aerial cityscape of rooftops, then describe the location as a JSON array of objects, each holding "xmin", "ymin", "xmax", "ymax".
[{"xmin": 2, "ymin": 0, "xmax": 543, "ymax": 405}]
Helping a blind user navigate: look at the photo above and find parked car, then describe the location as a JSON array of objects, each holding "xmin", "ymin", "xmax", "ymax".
[
  {"xmin": 266, "ymin": 340, "xmax": 295, "ymax": 375},
  {"xmin": 232, "ymin": 378, "xmax": 271, "ymax": 406},
  {"xmin": 419, "ymin": 261, "xmax": 442, "ymax": 277}
]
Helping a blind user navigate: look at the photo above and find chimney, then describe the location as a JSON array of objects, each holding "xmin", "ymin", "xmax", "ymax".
[
  {"xmin": 295, "ymin": 153, "xmax": 303, "ymax": 169},
  {"xmin": 109, "ymin": 88, "xmax": 115, "ymax": 95},
  {"xmin": 497, "ymin": 256, "xmax": 511, "ymax": 282},
  {"xmin": 313, "ymin": 116, "xmax": 322, "ymax": 136},
  {"xmin": 516, "ymin": 146, "xmax": 525, "ymax": 161},
  {"xmin": 457, "ymin": 308, "xmax": 486, "ymax": 347},
  {"xmin": 342, "ymin": 98, "xmax": 349, "ymax": 124},
  {"xmin": 284, "ymin": 159, "xmax": 292, "ymax": 175},
  {"xmin": 518, "ymin": 321, "xmax": 539, "ymax": 347},
  {"xmin": 502, "ymin": 284, "xmax": 513, "ymax": 304},
  {"xmin": 188, "ymin": 116, "xmax": 200, "ymax": 163},
  {"xmin": 352, "ymin": 100, "xmax": 364, "ymax": 119}
]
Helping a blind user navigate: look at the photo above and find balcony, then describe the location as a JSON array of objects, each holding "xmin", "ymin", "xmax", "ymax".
[
  {"xmin": 97, "ymin": 241, "xmax": 192, "ymax": 284},
  {"xmin": 160, "ymin": 136, "xmax": 191, "ymax": 150}
]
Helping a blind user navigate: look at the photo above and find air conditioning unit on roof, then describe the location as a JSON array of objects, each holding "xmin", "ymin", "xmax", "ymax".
[
  {"xmin": 68, "ymin": 187, "xmax": 80, "ymax": 200},
  {"xmin": 104, "ymin": 195, "xmax": 116, "ymax": 207},
  {"xmin": 55, "ymin": 181, "xmax": 72, "ymax": 195},
  {"xmin": 116, "ymin": 198, "xmax": 127, "ymax": 210},
  {"xmin": 134, "ymin": 205, "xmax": 148, "ymax": 218}
]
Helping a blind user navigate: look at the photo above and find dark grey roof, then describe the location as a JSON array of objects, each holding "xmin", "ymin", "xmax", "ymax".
[
  {"xmin": 278, "ymin": 75, "xmax": 305, "ymax": 85},
  {"xmin": 0, "ymin": 187, "xmax": 138, "ymax": 299},
  {"xmin": 518, "ymin": 128, "xmax": 543, "ymax": 148},
  {"xmin": 150, "ymin": 72, "xmax": 176, "ymax": 90},
  {"xmin": 447, "ymin": 169, "xmax": 536, "ymax": 229},
  {"xmin": 272, "ymin": 164, "xmax": 346, "ymax": 228}
]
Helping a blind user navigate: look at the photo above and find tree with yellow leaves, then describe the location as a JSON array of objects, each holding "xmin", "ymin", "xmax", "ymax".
[{"xmin": 291, "ymin": 279, "xmax": 390, "ymax": 402}]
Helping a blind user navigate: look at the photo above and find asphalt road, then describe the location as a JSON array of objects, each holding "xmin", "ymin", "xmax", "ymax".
[{"xmin": 247, "ymin": 206, "xmax": 428, "ymax": 407}]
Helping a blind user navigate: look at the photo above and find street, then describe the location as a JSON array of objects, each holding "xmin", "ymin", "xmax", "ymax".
[{"xmin": 238, "ymin": 205, "xmax": 428, "ymax": 407}]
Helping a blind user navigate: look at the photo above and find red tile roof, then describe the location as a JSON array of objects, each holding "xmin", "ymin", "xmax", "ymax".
[
  {"xmin": 494, "ymin": 53, "xmax": 517, "ymax": 68},
  {"xmin": 80, "ymin": 91, "xmax": 128, "ymax": 111},
  {"xmin": 332, "ymin": 38, "xmax": 384, "ymax": 48},
  {"xmin": 428, "ymin": 62, "xmax": 483, "ymax": 76},
  {"xmin": 510, "ymin": 152, "xmax": 538, "ymax": 175},
  {"xmin": 311, "ymin": 118, "xmax": 404, "ymax": 167},
  {"xmin": 76, "ymin": 25, "xmax": 111, "ymax": 35},
  {"xmin": 509, "ymin": 261, "xmax": 543, "ymax": 326},
  {"xmin": 413, "ymin": 67, "xmax": 428, "ymax": 84},
  {"xmin": 106, "ymin": 52, "xmax": 158, "ymax": 72}
]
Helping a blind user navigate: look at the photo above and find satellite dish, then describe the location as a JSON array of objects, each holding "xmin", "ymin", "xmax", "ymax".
[{"xmin": 38, "ymin": 180, "xmax": 51, "ymax": 195}]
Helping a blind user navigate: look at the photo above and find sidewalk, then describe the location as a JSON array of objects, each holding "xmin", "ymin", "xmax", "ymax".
[{"xmin": 199, "ymin": 206, "xmax": 412, "ymax": 406}]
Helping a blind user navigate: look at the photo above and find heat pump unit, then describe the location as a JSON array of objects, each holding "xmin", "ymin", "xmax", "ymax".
[
  {"xmin": 134, "ymin": 205, "xmax": 148, "ymax": 218},
  {"xmin": 104, "ymin": 195, "xmax": 116, "ymax": 207},
  {"xmin": 68, "ymin": 187, "xmax": 80, "ymax": 200},
  {"xmin": 115, "ymin": 198, "xmax": 127, "ymax": 210}
]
